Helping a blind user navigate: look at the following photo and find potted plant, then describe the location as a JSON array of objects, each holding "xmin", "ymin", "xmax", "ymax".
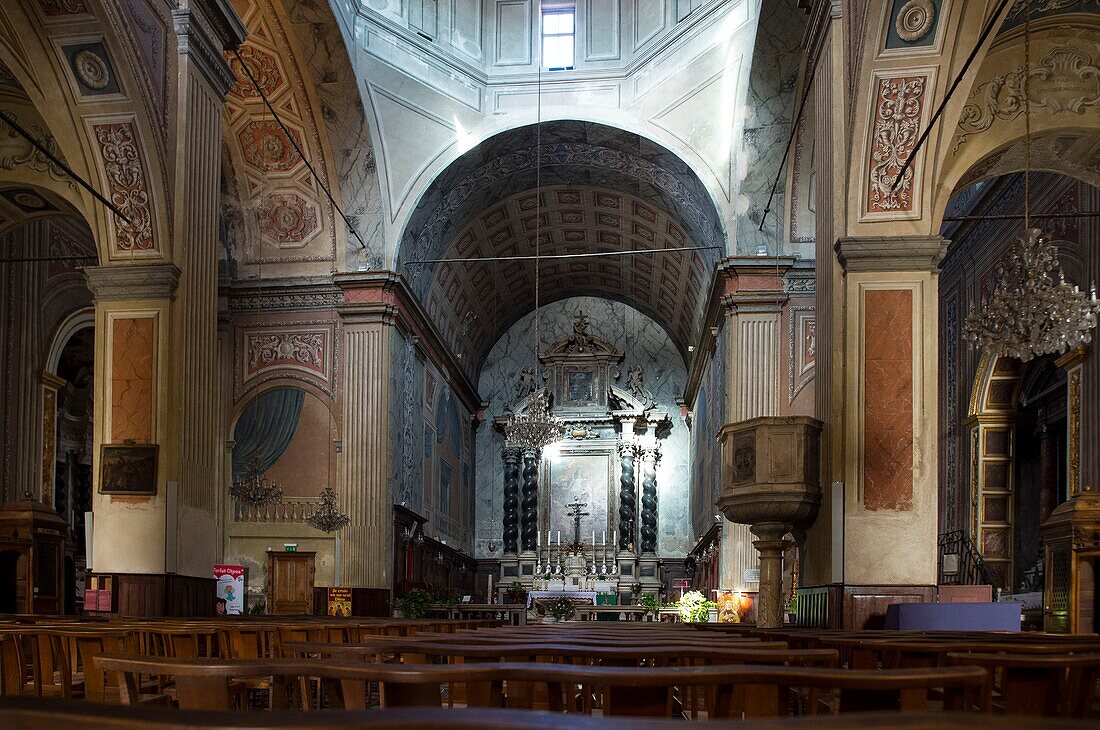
[
  {"xmin": 544, "ymin": 595, "xmax": 576, "ymax": 623},
  {"xmin": 504, "ymin": 581, "xmax": 527, "ymax": 605},
  {"xmin": 393, "ymin": 588, "xmax": 432, "ymax": 619},
  {"xmin": 785, "ymin": 596, "xmax": 798, "ymax": 625},
  {"xmin": 638, "ymin": 594, "xmax": 662, "ymax": 621},
  {"xmin": 675, "ymin": 590, "xmax": 716, "ymax": 623}
]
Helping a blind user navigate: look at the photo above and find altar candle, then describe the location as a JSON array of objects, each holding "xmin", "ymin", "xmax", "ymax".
[
  {"xmin": 557, "ymin": 531, "xmax": 560, "ymax": 546},
  {"xmin": 537, "ymin": 530, "xmax": 541, "ymax": 547},
  {"xmin": 602, "ymin": 530, "xmax": 606, "ymax": 545},
  {"xmin": 592, "ymin": 530, "xmax": 595, "ymax": 546}
]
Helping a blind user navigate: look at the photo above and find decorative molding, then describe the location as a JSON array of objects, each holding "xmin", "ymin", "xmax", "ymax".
[
  {"xmin": 835, "ymin": 235, "xmax": 948, "ymax": 272},
  {"xmin": 89, "ymin": 120, "xmax": 155, "ymax": 253},
  {"xmin": 788, "ymin": 306, "xmax": 816, "ymax": 404},
  {"xmin": 233, "ymin": 319, "xmax": 338, "ymax": 401},
  {"xmin": 954, "ymin": 45, "xmax": 1100, "ymax": 151},
  {"xmin": 83, "ymin": 263, "xmax": 180, "ymax": 300},
  {"xmin": 0, "ymin": 114, "xmax": 73, "ymax": 188},
  {"xmin": 895, "ymin": 0, "xmax": 935, "ymax": 42},
  {"xmin": 866, "ymin": 74, "xmax": 928, "ymax": 216},
  {"xmin": 224, "ymin": 280, "xmax": 343, "ymax": 312}
]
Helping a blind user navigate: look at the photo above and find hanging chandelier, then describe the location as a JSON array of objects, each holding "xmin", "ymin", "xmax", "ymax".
[
  {"xmin": 963, "ymin": 229, "xmax": 1099, "ymax": 361},
  {"xmin": 504, "ymin": 43, "xmax": 562, "ymax": 453},
  {"xmin": 961, "ymin": 4, "xmax": 1099, "ymax": 361},
  {"xmin": 306, "ymin": 487, "xmax": 350, "ymax": 533},
  {"xmin": 506, "ymin": 388, "xmax": 564, "ymax": 450},
  {"xmin": 229, "ymin": 453, "xmax": 283, "ymax": 508}
]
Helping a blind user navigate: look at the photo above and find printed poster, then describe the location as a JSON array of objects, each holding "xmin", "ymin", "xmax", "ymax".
[{"xmin": 214, "ymin": 564, "xmax": 245, "ymax": 615}]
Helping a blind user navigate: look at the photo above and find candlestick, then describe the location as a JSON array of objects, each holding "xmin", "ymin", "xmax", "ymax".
[
  {"xmin": 557, "ymin": 531, "xmax": 560, "ymax": 546},
  {"xmin": 537, "ymin": 530, "xmax": 541, "ymax": 548}
]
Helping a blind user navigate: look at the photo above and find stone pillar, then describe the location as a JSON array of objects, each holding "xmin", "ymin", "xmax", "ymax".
[
  {"xmin": 9, "ymin": 223, "xmax": 43, "ymax": 503},
  {"xmin": 502, "ymin": 446, "xmax": 521, "ymax": 554},
  {"xmin": 718, "ymin": 258, "xmax": 790, "ymax": 591},
  {"xmin": 520, "ymin": 449, "xmax": 539, "ymax": 551},
  {"xmin": 1039, "ymin": 429, "xmax": 1058, "ymax": 526},
  {"xmin": 39, "ymin": 372, "xmax": 67, "ymax": 508},
  {"xmin": 751, "ymin": 524, "xmax": 792, "ymax": 629},
  {"xmin": 835, "ymin": 236, "xmax": 945, "ymax": 589},
  {"xmin": 338, "ymin": 310, "xmax": 395, "ymax": 589},
  {"xmin": 165, "ymin": 2, "xmax": 245, "ymax": 577},
  {"xmin": 639, "ymin": 445, "xmax": 659, "ymax": 554},
  {"xmin": 85, "ymin": 264, "xmax": 180, "ymax": 576},
  {"xmin": 617, "ymin": 442, "xmax": 637, "ymax": 550}
]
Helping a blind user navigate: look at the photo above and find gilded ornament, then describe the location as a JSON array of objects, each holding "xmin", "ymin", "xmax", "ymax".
[{"xmin": 896, "ymin": 0, "xmax": 935, "ymax": 42}]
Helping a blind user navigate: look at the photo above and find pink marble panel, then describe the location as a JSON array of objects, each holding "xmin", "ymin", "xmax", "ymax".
[
  {"xmin": 863, "ymin": 290, "xmax": 913, "ymax": 510},
  {"xmin": 111, "ymin": 317, "xmax": 155, "ymax": 443}
]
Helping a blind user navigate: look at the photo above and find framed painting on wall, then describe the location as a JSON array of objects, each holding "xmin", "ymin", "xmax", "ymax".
[
  {"xmin": 99, "ymin": 444, "xmax": 158, "ymax": 495},
  {"xmin": 545, "ymin": 449, "xmax": 615, "ymax": 542}
]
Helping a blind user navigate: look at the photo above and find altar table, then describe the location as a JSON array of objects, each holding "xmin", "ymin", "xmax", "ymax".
[{"xmin": 526, "ymin": 590, "xmax": 597, "ymax": 608}]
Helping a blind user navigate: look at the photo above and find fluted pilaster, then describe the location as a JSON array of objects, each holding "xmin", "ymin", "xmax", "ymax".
[
  {"xmin": 520, "ymin": 449, "xmax": 539, "ymax": 551},
  {"xmin": 639, "ymin": 445, "xmax": 660, "ymax": 554},
  {"xmin": 340, "ymin": 323, "xmax": 393, "ymax": 588},
  {"xmin": 502, "ymin": 446, "xmax": 521, "ymax": 554},
  {"xmin": 618, "ymin": 442, "xmax": 637, "ymax": 550}
]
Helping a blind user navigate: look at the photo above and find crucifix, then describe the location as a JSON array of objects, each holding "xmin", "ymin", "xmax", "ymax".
[{"xmin": 566, "ymin": 497, "xmax": 589, "ymax": 550}]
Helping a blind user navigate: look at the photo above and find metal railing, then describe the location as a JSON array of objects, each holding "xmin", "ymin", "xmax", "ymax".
[{"xmin": 938, "ymin": 529, "xmax": 996, "ymax": 586}]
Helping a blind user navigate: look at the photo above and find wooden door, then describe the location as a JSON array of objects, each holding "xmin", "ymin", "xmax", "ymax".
[{"xmin": 266, "ymin": 552, "xmax": 315, "ymax": 615}]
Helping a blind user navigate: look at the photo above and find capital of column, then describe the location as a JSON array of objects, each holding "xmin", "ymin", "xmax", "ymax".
[
  {"xmin": 1056, "ymin": 344, "xmax": 1090, "ymax": 371},
  {"xmin": 618, "ymin": 441, "xmax": 640, "ymax": 459},
  {"xmin": 501, "ymin": 446, "xmax": 523, "ymax": 463},
  {"xmin": 834, "ymin": 235, "xmax": 949, "ymax": 273},
  {"xmin": 640, "ymin": 444, "xmax": 661, "ymax": 465},
  {"xmin": 84, "ymin": 263, "xmax": 181, "ymax": 301},
  {"xmin": 172, "ymin": 1, "xmax": 246, "ymax": 97}
]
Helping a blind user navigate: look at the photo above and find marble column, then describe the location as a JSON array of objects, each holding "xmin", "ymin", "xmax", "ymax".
[
  {"xmin": 520, "ymin": 449, "xmax": 539, "ymax": 551},
  {"xmin": 1039, "ymin": 429, "xmax": 1058, "ymax": 526},
  {"xmin": 165, "ymin": 1, "xmax": 245, "ymax": 577},
  {"xmin": 639, "ymin": 445, "xmax": 660, "ymax": 554},
  {"xmin": 502, "ymin": 446, "xmax": 521, "ymax": 554},
  {"xmin": 39, "ymin": 372, "xmax": 67, "ymax": 508},
  {"xmin": 835, "ymin": 236, "xmax": 945, "ymax": 588},
  {"xmin": 11, "ymin": 224, "xmax": 43, "ymax": 502},
  {"xmin": 719, "ymin": 258, "xmax": 790, "ymax": 591},
  {"xmin": 1056, "ymin": 346, "xmax": 1088, "ymax": 499},
  {"xmin": 751, "ymin": 524, "xmax": 792, "ymax": 629},
  {"xmin": 618, "ymin": 442, "xmax": 637, "ymax": 550}
]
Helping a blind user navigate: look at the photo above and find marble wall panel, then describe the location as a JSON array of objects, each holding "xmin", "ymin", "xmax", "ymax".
[
  {"xmin": 863, "ymin": 290, "xmax": 913, "ymax": 511},
  {"xmin": 110, "ymin": 316, "xmax": 155, "ymax": 443}
]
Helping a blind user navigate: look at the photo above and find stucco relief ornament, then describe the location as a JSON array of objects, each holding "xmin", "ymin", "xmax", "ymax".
[
  {"xmin": 867, "ymin": 76, "xmax": 925, "ymax": 212},
  {"xmin": 896, "ymin": 0, "xmax": 935, "ymax": 42},
  {"xmin": 73, "ymin": 50, "xmax": 110, "ymax": 90},
  {"xmin": 248, "ymin": 333, "xmax": 324, "ymax": 369},
  {"xmin": 93, "ymin": 122, "xmax": 153, "ymax": 251}
]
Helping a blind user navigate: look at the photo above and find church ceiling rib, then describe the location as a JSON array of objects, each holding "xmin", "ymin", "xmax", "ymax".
[{"xmin": 425, "ymin": 185, "xmax": 708, "ymax": 379}]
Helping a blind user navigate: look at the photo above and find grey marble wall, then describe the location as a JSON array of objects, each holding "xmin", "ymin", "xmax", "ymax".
[
  {"xmin": 691, "ymin": 325, "xmax": 727, "ymax": 540},
  {"xmin": 475, "ymin": 296, "xmax": 693, "ymax": 558}
]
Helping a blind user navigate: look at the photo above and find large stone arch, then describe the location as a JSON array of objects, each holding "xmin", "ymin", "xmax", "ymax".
[{"xmin": 933, "ymin": 13, "xmax": 1100, "ymax": 225}]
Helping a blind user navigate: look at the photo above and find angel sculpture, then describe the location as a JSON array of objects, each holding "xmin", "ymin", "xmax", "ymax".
[
  {"xmin": 514, "ymin": 367, "xmax": 539, "ymax": 400},
  {"xmin": 627, "ymin": 365, "xmax": 654, "ymax": 407}
]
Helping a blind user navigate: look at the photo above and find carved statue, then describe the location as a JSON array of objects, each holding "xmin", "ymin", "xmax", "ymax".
[
  {"xmin": 567, "ymin": 311, "xmax": 595, "ymax": 352},
  {"xmin": 514, "ymin": 367, "xmax": 539, "ymax": 400},
  {"xmin": 627, "ymin": 365, "xmax": 654, "ymax": 407}
]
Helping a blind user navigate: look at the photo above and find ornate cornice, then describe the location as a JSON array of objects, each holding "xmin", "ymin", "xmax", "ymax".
[
  {"xmin": 172, "ymin": 0, "xmax": 245, "ymax": 98},
  {"xmin": 334, "ymin": 270, "xmax": 481, "ymax": 414},
  {"xmin": 83, "ymin": 263, "xmax": 180, "ymax": 301},
  {"xmin": 223, "ymin": 277, "xmax": 343, "ymax": 312},
  {"xmin": 834, "ymin": 235, "xmax": 949, "ymax": 272}
]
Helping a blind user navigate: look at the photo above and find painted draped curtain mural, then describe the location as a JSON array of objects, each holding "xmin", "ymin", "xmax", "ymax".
[{"xmin": 231, "ymin": 386, "xmax": 337, "ymax": 497}]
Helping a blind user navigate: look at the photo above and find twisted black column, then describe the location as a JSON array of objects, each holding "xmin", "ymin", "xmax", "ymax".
[
  {"xmin": 520, "ymin": 448, "xmax": 540, "ymax": 551},
  {"xmin": 502, "ymin": 446, "xmax": 521, "ymax": 554},
  {"xmin": 640, "ymin": 445, "xmax": 660, "ymax": 554},
  {"xmin": 618, "ymin": 442, "xmax": 637, "ymax": 550}
]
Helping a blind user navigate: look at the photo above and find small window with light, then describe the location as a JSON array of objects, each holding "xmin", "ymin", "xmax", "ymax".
[{"xmin": 541, "ymin": 5, "xmax": 575, "ymax": 70}]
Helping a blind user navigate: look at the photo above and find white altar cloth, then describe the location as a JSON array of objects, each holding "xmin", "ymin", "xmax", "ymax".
[{"xmin": 526, "ymin": 590, "xmax": 597, "ymax": 608}]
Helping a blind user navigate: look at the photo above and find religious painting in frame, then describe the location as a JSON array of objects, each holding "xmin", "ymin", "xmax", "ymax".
[
  {"xmin": 562, "ymin": 366, "xmax": 597, "ymax": 407},
  {"xmin": 98, "ymin": 444, "xmax": 158, "ymax": 495},
  {"xmin": 544, "ymin": 448, "xmax": 615, "ymax": 543}
]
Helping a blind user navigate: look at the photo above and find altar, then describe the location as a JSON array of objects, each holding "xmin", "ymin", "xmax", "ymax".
[
  {"xmin": 526, "ymin": 590, "xmax": 597, "ymax": 609},
  {"xmin": 493, "ymin": 312, "xmax": 672, "ymax": 604}
]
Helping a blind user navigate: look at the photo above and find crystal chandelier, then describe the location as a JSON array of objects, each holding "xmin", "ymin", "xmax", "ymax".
[
  {"xmin": 503, "ymin": 51, "xmax": 562, "ymax": 452},
  {"xmin": 306, "ymin": 487, "xmax": 350, "ymax": 533},
  {"xmin": 963, "ymin": 229, "xmax": 1099, "ymax": 361},
  {"xmin": 506, "ymin": 388, "xmax": 564, "ymax": 450},
  {"xmin": 229, "ymin": 453, "xmax": 283, "ymax": 508},
  {"xmin": 961, "ymin": 5, "xmax": 1099, "ymax": 361}
]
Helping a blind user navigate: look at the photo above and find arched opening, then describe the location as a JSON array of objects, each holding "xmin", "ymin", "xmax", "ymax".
[
  {"xmin": 0, "ymin": 549, "xmax": 26, "ymax": 613},
  {"xmin": 225, "ymin": 385, "xmax": 340, "ymax": 609}
]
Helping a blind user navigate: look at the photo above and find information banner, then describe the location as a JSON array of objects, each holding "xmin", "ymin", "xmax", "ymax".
[
  {"xmin": 327, "ymin": 587, "xmax": 352, "ymax": 617},
  {"xmin": 214, "ymin": 564, "xmax": 245, "ymax": 615}
]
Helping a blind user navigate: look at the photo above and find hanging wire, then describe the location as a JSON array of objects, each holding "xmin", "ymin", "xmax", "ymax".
[
  {"xmin": 534, "ymin": 32, "xmax": 543, "ymax": 372},
  {"xmin": 1023, "ymin": 0, "xmax": 1032, "ymax": 229}
]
